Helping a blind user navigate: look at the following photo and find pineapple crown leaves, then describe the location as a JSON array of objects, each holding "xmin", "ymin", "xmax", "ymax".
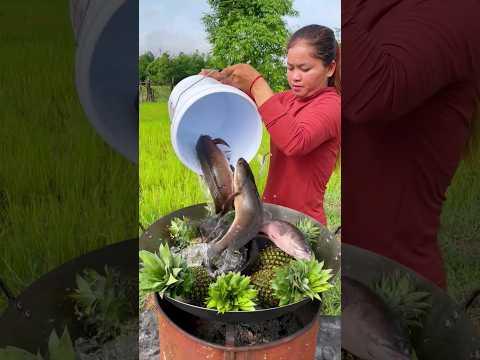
[
  {"xmin": 0, "ymin": 327, "xmax": 75, "ymax": 360},
  {"xmin": 139, "ymin": 243, "xmax": 193, "ymax": 299},
  {"xmin": 295, "ymin": 218, "xmax": 322, "ymax": 247},
  {"xmin": 371, "ymin": 271, "xmax": 431, "ymax": 332},
  {"xmin": 47, "ymin": 327, "xmax": 75, "ymax": 360},
  {"xmin": 271, "ymin": 259, "xmax": 333, "ymax": 306},
  {"xmin": 206, "ymin": 272, "xmax": 258, "ymax": 314},
  {"xmin": 168, "ymin": 216, "xmax": 199, "ymax": 248},
  {"xmin": 70, "ymin": 266, "xmax": 134, "ymax": 342}
]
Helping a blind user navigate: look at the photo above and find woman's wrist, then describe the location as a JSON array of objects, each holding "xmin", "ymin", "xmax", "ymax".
[
  {"xmin": 248, "ymin": 75, "xmax": 263, "ymax": 97},
  {"xmin": 250, "ymin": 77, "xmax": 274, "ymax": 107}
]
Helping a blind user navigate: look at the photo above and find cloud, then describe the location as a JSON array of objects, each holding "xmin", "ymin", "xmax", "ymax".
[
  {"xmin": 139, "ymin": 28, "xmax": 211, "ymax": 56},
  {"xmin": 139, "ymin": 0, "xmax": 340, "ymax": 55}
]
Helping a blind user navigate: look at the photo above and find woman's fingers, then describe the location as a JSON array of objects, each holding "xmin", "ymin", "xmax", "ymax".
[
  {"xmin": 199, "ymin": 68, "xmax": 212, "ymax": 75},
  {"xmin": 199, "ymin": 69, "xmax": 223, "ymax": 80}
]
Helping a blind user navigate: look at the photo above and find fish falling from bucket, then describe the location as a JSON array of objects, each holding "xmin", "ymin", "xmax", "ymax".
[
  {"xmin": 195, "ymin": 138, "xmax": 314, "ymax": 275},
  {"xmin": 207, "ymin": 158, "xmax": 264, "ymax": 261},
  {"xmin": 196, "ymin": 135, "xmax": 235, "ymax": 215}
]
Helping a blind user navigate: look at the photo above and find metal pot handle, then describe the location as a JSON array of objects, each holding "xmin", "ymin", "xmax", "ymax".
[
  {"xmin": 464, "ymin": 288, "xmax": 480, "ymax": 312},
  {"xmin": 0, "ymin": 276, "xmax": 31, "ymax": 318},
  {"xmin": 0, "ymin": 277, "xmax": 15, "ymax": 304}
]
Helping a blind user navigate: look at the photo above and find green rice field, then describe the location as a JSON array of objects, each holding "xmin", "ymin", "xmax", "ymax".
[{"xmin": 0, "ymin": 0, "xmax": 137, "ymax": 313}]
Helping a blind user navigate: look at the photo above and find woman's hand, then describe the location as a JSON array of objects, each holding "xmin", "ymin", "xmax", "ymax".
[
  {"xmin": 200, "ymin": 64, "xmax": 260, "ymax": 93},
  {"xmin": 199, "ymin": 64, "xmax": 274, "ymax": 107}
]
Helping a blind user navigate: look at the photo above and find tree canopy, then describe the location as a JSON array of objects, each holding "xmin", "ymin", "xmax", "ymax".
[
  {"xmin": 139, "ymin": 51, "xmax": 210, "ymax": 89},
  {"xmin": 202, "ymin": 0, "xmax": 298, "ymax": 91}
]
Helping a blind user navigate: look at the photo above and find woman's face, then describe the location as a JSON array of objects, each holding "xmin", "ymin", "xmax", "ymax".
[{"xmin": 287, "ymin": 40, "xmax": 336, "ymax": 98}]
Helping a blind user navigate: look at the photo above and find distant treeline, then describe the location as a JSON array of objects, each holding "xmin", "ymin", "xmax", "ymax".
[{"xmin": 139, "ymin": 51, "xmax": 212, "ymax": 90}]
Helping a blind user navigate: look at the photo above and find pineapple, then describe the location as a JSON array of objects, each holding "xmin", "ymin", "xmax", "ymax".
[
  {"xmin": 188, "ymin": 266, "xmax": 214, "ymax": 306},
  {"xmin": 296, "ymin": 217, "xmax": 322, "ymax": 247},
  {"xmin": 272, "ymin": 259, "xmax": 333, "ymax": 306},
  {"xmin": 250, "ymin": 246, "xmax": 293, "ymax": 308},
  {"xmin": 253, "ymin": 245, "xmax": 294, "ymax": 272},
  {"xmin": 251, "ymin": 268, "xmax": 279, "ymax": 308},
  {"xmin": 372, "ymin": 271, "xmax": 431, "ymax": 333},
  {"xmin": 206, "ymin": 272, "xmax": 258, "ymax": 313}
]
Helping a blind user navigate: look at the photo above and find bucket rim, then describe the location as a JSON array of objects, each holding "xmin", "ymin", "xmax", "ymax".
[
  {"xmin": 74, "ymin": 0, "xmax": 136, "ymax": 163},
  {"xmin": 169, "ymin": 89, "xmax": 263, "ymax": 174}
]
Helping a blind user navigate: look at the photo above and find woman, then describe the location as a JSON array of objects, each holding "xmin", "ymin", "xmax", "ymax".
[
  {"xmin": 342, "ymin": 0, "xmax": 480, "ymax": 289},
  {"xmin": 202, "ymin": 25, "xmax": 341, "ymax": 226}
]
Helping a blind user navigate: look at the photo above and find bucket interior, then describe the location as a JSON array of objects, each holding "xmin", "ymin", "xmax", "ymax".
[
  {"xmin": 85, "ymin": 0, "xmax": 138, "ymax": 161},
  {"xmin": 174, "ymin": 92, "xmax": 262, "ymax": 174}
]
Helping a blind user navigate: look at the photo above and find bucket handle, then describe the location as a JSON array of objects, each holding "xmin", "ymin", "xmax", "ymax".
[{"xmin": 170, "ymin": 69, "xmax": 220, "ymax": 116}]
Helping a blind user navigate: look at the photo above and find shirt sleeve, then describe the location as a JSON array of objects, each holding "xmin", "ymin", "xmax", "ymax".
[
  {"xmin": 342, "ymin": 0, "xmax": 480, "ymax": 124},
  {"xmin": 258, "ymin": 92, "xmax": 340, "ymax": 157}
]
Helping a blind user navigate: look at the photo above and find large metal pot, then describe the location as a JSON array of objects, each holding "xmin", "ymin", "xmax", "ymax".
[
  {"xmin": 140, "ymin": 203, "xmax": 341, "ymax": 359},
  {"xmin": 155, "ymin": 294, "xmax": 322, "ymax": 360},
  {"xmin": 139, "ymin": 203, "xmax": 341, "ymax": 320},
  {"xmin": 343, "ymin": 244, "xmax": 480, "ymax": 360}
]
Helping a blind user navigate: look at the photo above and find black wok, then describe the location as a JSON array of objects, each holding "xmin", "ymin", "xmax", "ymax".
[
  {"xmin": 0, "ymin": 239, "xmax": 138, "ymax": 354},
  {"xmin": 343, "ymin": 244, "xmax": 480, "ymax": 360}
]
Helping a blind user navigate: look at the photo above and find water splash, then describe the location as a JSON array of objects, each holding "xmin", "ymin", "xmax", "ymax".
[
  {"xmin": 178, "ymin": 243, "xmax": 210, "ymax": 267},
  {"xmin": 197, "ymin": 174, "xmax": 216, "ymax": 215},
  {"xmin": 212, "ymin": 248, "xmax": 247, "ymax": 277}
]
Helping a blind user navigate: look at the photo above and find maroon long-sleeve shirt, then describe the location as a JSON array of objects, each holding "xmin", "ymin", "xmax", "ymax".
[
  {"xmin": 342, "ymin": 0, "xmax": 480, "ymax": 288},
  {"xmin": 258, "ymin": 87, "xmax": 341, "ymax": 225}
]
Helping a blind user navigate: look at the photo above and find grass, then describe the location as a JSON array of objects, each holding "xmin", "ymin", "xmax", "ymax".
[
  {"xmin": 439, "ymin": 157, "xmax": 480, "ymax": 332},
  {"xmin": 0, "ymin": 1, "xmax": 137, "ymax": 313},
  {"xmin": 139, "ymin": 100, "xmax": 342, "ymax": 314},
  {"xmin": 139, "ymin": 85, "xmax": 171, "ymax": 103}
]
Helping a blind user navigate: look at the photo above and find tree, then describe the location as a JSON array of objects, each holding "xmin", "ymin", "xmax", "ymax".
[
  {"xmin": 203, "ymin": 0, "xmax": 298, "ymax": 91},
  {"xmin": 146, "ymin": 51, "xmax": 209, "ymax": 89},
  {"xmin": 139, "ymin": 51, "xmax": 155, "ymax": 81},
  {"xmin": 147, "ymin": 52, "xmax": 173, "ymax": 85}
]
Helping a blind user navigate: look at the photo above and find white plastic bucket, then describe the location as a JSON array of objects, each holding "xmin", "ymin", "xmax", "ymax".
[
  {"xmin": 168, "ymin": 75, "xmax": 263, "ymax": 174},
  {"xmin": 70, "ymin": 0, "xmax": 138, "ymax": 163}
]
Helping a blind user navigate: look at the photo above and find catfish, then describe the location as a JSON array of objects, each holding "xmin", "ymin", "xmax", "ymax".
[
  {"xmin": 342, "ymin": 276, "xmax": 412, "ymax": 360},
  {"xmin": 196, "ymin": 135, "xmax": 234, "ymax": 214},
  {"xmin": 259, "ymin": 220, "xmax": 313, "ymax": 260},
  {"xmin": 207, "ymin": 158, "xmax": 263, "ymax": 261}
]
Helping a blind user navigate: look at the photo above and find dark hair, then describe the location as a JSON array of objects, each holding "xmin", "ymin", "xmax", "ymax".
[{"xmin": 287, "ymin": 25, "xmax": 341, "ymax": 94}]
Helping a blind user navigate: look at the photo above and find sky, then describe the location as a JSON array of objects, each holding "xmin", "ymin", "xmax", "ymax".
[{"xmin": 139, "ymin": 0, "xmax": 341, "ymax": 56}]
